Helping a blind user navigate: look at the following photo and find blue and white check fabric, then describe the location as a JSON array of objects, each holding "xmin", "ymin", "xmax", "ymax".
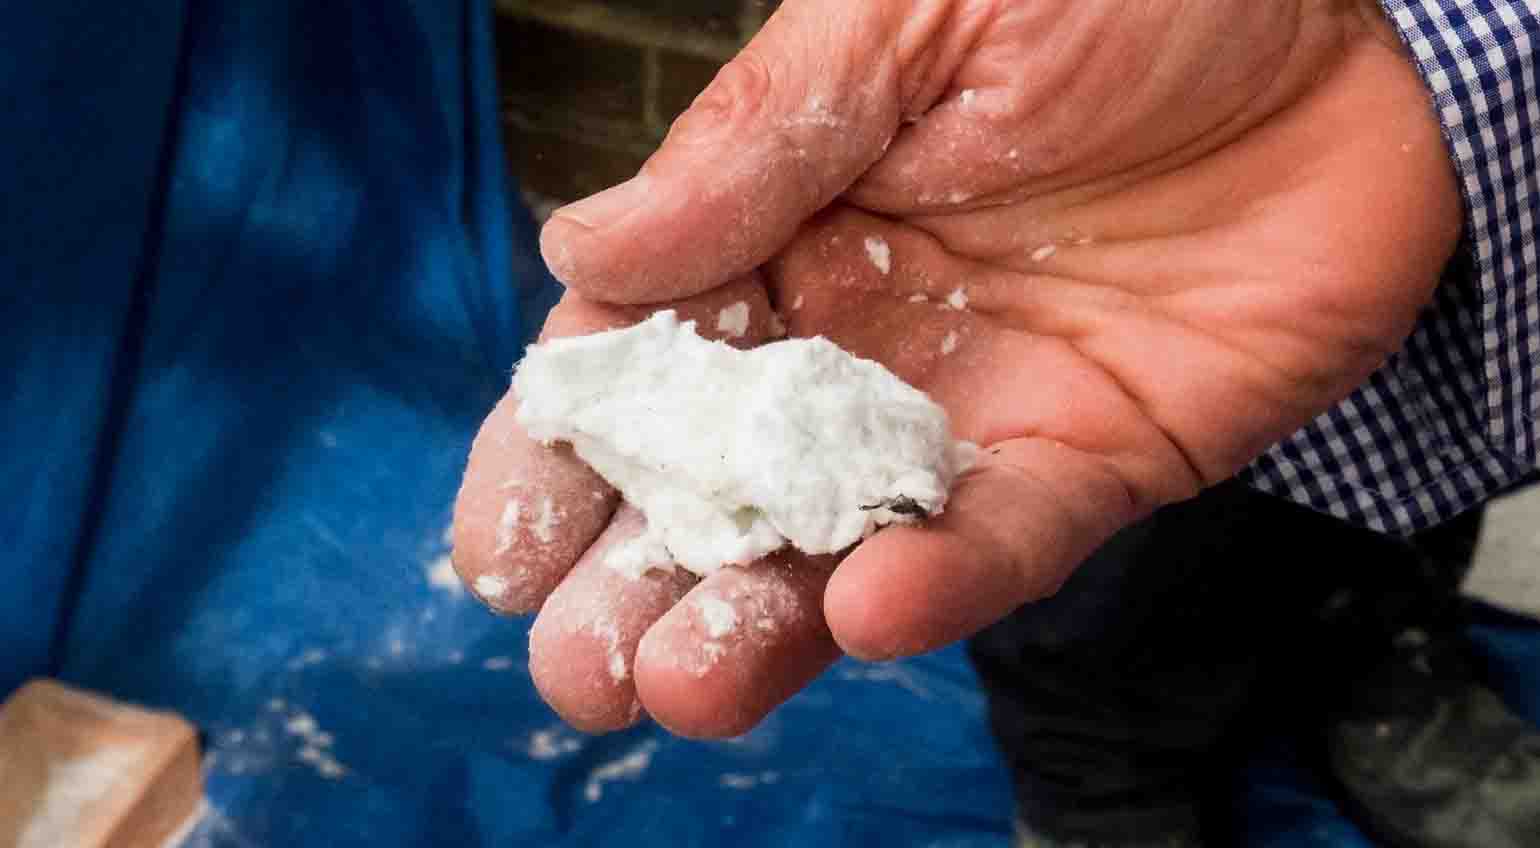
[{"xmin": 1244, "ymin": 0, "xmax": 1540, "ymax": 534}]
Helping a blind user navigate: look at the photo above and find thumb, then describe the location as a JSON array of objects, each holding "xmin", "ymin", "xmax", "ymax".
[{"xmin": 539, "ymin": 0, "xmax": 927, "ymax": 304}]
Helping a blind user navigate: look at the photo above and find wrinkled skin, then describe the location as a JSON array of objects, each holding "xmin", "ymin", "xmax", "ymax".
[{"xmin": 453, "ymin": 0, "xmax": 1463, "ymax": 737}]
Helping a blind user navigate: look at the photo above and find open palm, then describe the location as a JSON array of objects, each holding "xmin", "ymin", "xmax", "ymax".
[{"xmin": 453, "ymin": 0, "xmax": 1462, "ymax": 736}]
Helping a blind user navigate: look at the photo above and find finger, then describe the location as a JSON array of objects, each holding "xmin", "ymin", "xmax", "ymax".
[
  {"xmin": 848, "ymin": 85, "xmax": 1037, "ymax": 214},
  {"xmin": 634, "ymin": 551, "xmax": 840, "ymax": 739},
  {"xmin": 531, "ymin": 274, "xmax": 780, "ymax": 347},
  {"xmin": 452, "ymin": 276, "xmax": 774, "ymax": 613},
  {"xmin": 538, "ymin": 0, "xmax": 980, "ymax": 304},
  {"xmin": 824, "ymin": 437, "xmax": 1141, "ymax": 661},
  {"xmin": 454, "ymin": 392, "xmax": 619, "ymax": 613},
  {"xmin": 528, "ymin": 507, "xmax": 697, "ymax": 733}
]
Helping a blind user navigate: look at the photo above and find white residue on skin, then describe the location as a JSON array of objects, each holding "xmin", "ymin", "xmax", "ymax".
[
  {"xmin": 1031, "ymin": 244, "xmax": 1057, "ymax": 262},
  {"xmin": 698, "ymin": 641, "xmax": 728, "ymax": 674},
  {"xmin": 719, "ymin": 770, "xmax": 781, "ymax": 790},
  {"xmin": 863, "ymin": 235, "xmax": 892, "ymax": 275},
  {"xmin": 716, "ymin": 301, "xmax": 751, "ymax": 338},
  {"xmin": 959, "ymin": 88, "xmax": 977, "ymax": 108},
  {"xmin": 791, "ymin": 294, "xmax": 804, "ymax": 311},
  {"xmin": 474, "ymin": 574, "xmax": 510, "ymax": 600},
  {"xmin": 781, "ymin": 95, "xmax": 841, "ymax": 129},
  {"xmin": 908, "ymin": 293, "xmax": 929, "ymax": 304},
  {"xmin": 425, "ymin": 554, "xmax": 463, "ymax": 595},
  {"xmin": 18, "ymin": 744, "xmax": 149, "ymax": 848},
  {"xmin": 482, "ymin": 656, "xmax": 514, "ymax": 671},
  {"xmin": 767, "ymin": 312, "xmax": 787, "ymax": 339},
  {"xmin": 940, "ymin": 331, "xmax": 960, "ymax": 356},
  {"xmin": 532, "ymin": 496, "xmax": 558, "ymax": 544},
  {"xmin": 528, "ymin": 726, "xmax": 583, "ymax": 760},
  {"xmin": 494, "ymin": 499, "xmax": 523, "ymax": 555},
  {"xmin": 695, "ymin": 594, "xmax": 739, "ymax": 639},
  {"xmin": 945, "ymin": 288, "xmax": 969, "ymax": 310},
  {"xmin": 584, "ymin": 739, "xmax": 660, "ymax": 802},
  {"xmin": 590, "ymin": 618, "xmax": 629, "ymax": 682}
]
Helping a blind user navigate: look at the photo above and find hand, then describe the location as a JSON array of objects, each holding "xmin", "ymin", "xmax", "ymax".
[{"xmin": 453, "ymin": 0, "xmax": 1463, "ymax": 737}]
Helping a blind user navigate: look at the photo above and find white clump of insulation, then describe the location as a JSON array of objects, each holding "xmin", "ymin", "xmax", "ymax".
[{"xmin": 514, "ymin": 311, "xmax": 975, "ymax": 577}]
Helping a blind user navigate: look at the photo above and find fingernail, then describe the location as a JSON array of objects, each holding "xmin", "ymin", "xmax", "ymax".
[{"xmin": 552, "ymin": 175, "xmax": 651, "ymax": 230}]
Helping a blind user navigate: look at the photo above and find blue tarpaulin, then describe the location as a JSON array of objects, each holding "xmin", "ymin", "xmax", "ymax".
[{"xmin": 3, "ymin": 2, "xmax": 1537, "ymax": 845}]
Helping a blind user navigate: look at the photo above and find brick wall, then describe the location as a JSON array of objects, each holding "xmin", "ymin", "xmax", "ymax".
[{"xmin": 496, "ymin": 0, "xmax": 778, "ymax": 205}]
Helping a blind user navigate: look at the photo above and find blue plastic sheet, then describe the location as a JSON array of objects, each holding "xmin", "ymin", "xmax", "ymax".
[
  {"xmin": 4, "ymin": 2, "xmax": 1539, "ymax": 845},
  {"xmin": 2, "ymin": 3, "xmax": 1015, "ymax": 844}
]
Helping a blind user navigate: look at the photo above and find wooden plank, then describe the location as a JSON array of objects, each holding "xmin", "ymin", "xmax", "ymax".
[{"xmin": 0, "ymin": 679, "xmax": 203, "ymax": 848}]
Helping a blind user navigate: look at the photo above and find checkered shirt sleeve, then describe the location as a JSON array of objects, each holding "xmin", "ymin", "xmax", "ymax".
[{"xmin": 1243, "ymin": 0, "xmax": 1540, "ymax": 534}]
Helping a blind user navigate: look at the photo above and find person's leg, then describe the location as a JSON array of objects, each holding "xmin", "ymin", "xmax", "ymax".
[
  {"xmin": 968, "ymin": 479, "xmax": 1485, "ymax": 846},
  {"xmin": 1304, "ymin": 501, "xmax": 1540, "ymax": 847}
]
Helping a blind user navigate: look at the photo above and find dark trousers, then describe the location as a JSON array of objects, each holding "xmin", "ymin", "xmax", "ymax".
[{"xmin": 968, "ymin": 479, "xmax": 1486, "ymax": 844}]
